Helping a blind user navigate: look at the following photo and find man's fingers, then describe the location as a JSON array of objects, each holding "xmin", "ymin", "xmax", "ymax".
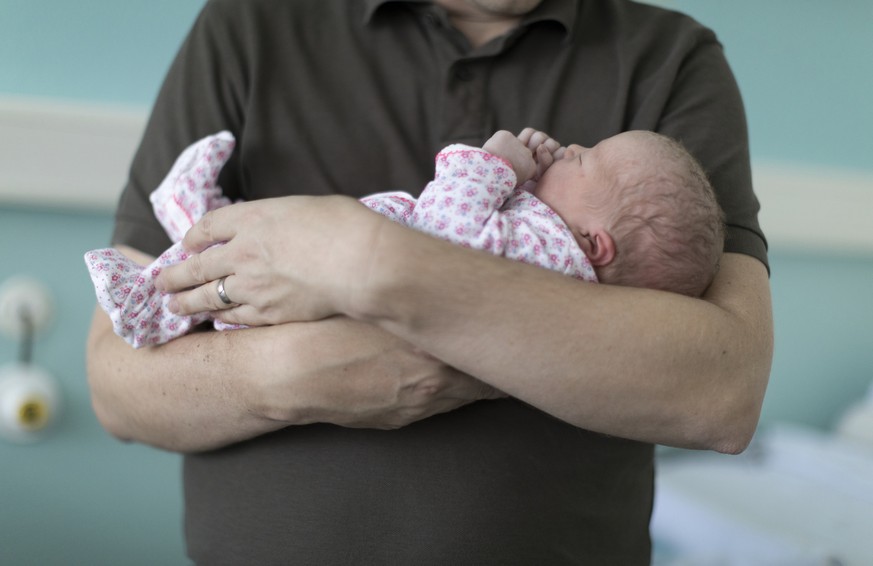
[
  {"xmin": 181, "ymin": 206, "xmax": 239, "ymax": 253},
  {"xmin": 214, "ymin": 304, "xmax": 264, "ymax": 326},
  {"xmin": 168, "ymin": 275, "xmax": 239, "ymax": 316},
  {"xmin": 157, "ymin": 243, "xmax": 232, "ymax": 293}
]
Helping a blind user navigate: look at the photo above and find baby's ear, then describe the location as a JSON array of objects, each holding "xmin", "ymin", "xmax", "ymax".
[{"xmin": 579, "ymin": 229, "xmax": 615, "ymax": 267}]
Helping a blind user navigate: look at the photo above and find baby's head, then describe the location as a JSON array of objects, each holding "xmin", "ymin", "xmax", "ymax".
[{"xmin": 533, "ymin": 130, "xmax": 724, "ymax": 297}]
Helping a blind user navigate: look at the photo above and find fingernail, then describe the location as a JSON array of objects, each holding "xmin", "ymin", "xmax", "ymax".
[{"xmin": 167, "ymin": 298, "xmax": 179, "ymax": 314}]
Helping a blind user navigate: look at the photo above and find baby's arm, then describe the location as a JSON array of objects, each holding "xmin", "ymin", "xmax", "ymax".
[
  {"xmin": 406, "ymin": 144, "xmax": 597, "ymax": 281},
  {"xmin": 408, "ymin": 143, "xmax": 518, "ymax": 247},
  {"xmin": 360, "ymin": 191, "xmax": 417, "ymax": 225},
  {"xmin": 410, "ymin": 128, "xmax": 563, "ymax": 241},
  {"xmin": 481, "ymin": 130, "xmax": 537, "ymax": 184},
  {"xmin": 406, "ymin": 133, "xmax": 597, "ymax": 282}
]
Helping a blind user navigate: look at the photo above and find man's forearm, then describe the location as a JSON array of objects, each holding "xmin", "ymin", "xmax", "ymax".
[
  {"xmin": 87, "ymin": 302, "xmax": 499, "ymax": 452},
  {"xmin": 144, "ymin": 196, "xmax": 771, "ymax": 452},
  {"xmin": 87, "ymin": 307, "xmax": 293, "ymax": 452},
  {"xmin": 85, "ymin": 243, "xmax": 397, "ymax": 452},
  {"xmin": 353, "ymin": 219, "xmax": 774, "ymax": 453}
]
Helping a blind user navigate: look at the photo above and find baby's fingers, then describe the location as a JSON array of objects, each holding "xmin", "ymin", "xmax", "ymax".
[
  {"xmin": 520, "ymin": 130, "xmax": 560, "ymax": 153},
  {"xmin": 517, "ymin": 127, "xmax": 537, "ymax": 147},
  {"xmin": 518, "ymin": 128, "xmax": 546, "ymax": 151},
  {"xmin": 538, "ymin": 136, "xmax": 562, "ymax": 158},
  {"xmin": 534, "ymin": 145, "xmax": 555, "ymax": 179}
]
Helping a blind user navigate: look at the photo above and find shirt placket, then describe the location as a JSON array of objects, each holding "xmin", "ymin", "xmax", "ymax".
[
  {"xmin": 440, "ymin": 57, "xmax": 488, "ymax": 147},
  {"xmin": 417, "ymin": 6, "xmax": 494, "ymax": 148}
]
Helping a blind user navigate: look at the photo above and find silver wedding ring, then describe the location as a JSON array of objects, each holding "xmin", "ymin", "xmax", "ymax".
[{"xmin": 216, "ymin": 276, "xmax": 233, "ymax": 305}]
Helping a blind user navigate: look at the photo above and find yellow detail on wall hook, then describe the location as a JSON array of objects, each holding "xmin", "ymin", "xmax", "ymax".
[
  {"xmin": 18, "ymin": 397, "xmax": 50, "ymax": 430},
  {"xmin": 0, "ymin": 363, "xmax": 62, "ymax": 443}
]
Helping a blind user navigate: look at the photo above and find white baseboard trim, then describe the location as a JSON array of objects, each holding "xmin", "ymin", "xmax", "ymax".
[{"xmin": 2, "ymin": 96, "xmax": 871, "ymax": 254}]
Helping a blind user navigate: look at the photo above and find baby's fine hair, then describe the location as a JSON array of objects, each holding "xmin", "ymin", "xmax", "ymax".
[{"xmin": 597, "ymin": 132, "xmax": 725, "ymax": 297}]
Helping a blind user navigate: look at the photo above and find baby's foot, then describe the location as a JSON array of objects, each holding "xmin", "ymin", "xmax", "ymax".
[
  {"xmin": 84, "ymin": 246, "xmax": 210, "ymax": 348},
  {"xmin": 150, "ymin": 131, "xmax": 236, "ymax": 242}
]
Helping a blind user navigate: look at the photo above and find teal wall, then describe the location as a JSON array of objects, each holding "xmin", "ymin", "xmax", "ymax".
[
  {"xmin": 0, "ymin": 0, "xmax": 206, "ymax": 105},
  {"xmin": 1, "ymin": 1, "xmax": 871, "ymax": 564},
  {"xmin": 1, "ymin": 2, "xmax": 208, "ymax": 564},
  {"xmin": 674, "ymin": 1, "xmax": 873, "ymax": 171},
  {"xmin": 0, "ymin": 207, "xmax": 187, "ymax": 565}
]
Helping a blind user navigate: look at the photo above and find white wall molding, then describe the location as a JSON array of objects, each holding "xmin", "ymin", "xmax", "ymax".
[
  {"xmin": 2, "ymin": 96, "xmax": 871, "ymax": 254},
  {"xmin": 753, "ymin": 163, "xmax": 873, "ymax": 255},
  {"xmin": 0, "ymin": 96, "xmax": 147, "ymax": 212}
]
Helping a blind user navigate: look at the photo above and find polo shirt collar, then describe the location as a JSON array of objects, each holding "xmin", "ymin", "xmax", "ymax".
[{"xmin": 362, "ymin": 0, "xmax": 578, "ymax": 37}]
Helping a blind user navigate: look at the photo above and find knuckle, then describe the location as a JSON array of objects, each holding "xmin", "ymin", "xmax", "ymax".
[
  {"xmin": 202, "ymin": 282, "xmax": 223, "ymax": 310},
  {"xmin": 415, "ymin": 375, "xmax": 446, "ymax": 398},
  {"xmin": 199, "ymin": 210, "xmax": 216, "ymax": 241},
  {"xmin": 187, "ymin": 254, "xmax": 207, "ymax": 284},
  {"xmin": 519, "ymin": 127, "xmax": 534, "ymax": 143}
]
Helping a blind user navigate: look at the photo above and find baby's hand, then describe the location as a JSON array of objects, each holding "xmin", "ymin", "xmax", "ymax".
[
  {"xmin": 482, "ymin": 130, "xmax": 537, "ymax": 184},
  {"xmin": 517, "ymin": 128, "xmax": 564, "ymax": 180}
]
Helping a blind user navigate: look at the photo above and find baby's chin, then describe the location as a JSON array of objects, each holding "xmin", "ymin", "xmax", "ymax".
[{"xmin": 530, "ymin": 181, "xmax": 557, "ymax": 206}]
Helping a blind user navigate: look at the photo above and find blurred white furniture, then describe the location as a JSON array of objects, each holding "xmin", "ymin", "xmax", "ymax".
[{"xmin": 652, "ymin": 420, "xmax": 873, "ymax": 565}]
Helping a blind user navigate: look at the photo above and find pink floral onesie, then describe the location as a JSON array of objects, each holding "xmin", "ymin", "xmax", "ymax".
[
  {"xmin": 85, "ymin": 135, "xmax": 597, "ymax": 349},
  {"xmin": 361, "ymin": 145, "xmax": 598, "ymax": 282},
  {"xmin": 84, "ymin": 131, "xmax": 237, "ymax": 348}
]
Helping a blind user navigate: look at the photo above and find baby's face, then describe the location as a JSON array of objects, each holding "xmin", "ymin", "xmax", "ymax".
[{"xmin": 532, "ymin": 132, "xmax": 653, "ymax": 233}]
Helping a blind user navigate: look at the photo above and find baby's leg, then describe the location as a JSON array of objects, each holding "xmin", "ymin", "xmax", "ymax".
[
  {"xmin": 85, "ymin": 132, "xmax": 239, "ymax": 347},
  {"xmin": 84, "ymin": 244, "xmax": 211, "ymax": 348},
  {"xmin": 150, "ymin": 131, "xmax": 236, "ymax": 242}
]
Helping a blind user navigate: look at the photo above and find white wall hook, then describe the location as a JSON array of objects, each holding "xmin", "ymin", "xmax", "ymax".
[
  {"xmin": 0, "ymin": 275, "xmax": 54, "ymax": 340},
  {"xmin": 0, "ymin": 363, "xmax": 62, "ymax": 443}
]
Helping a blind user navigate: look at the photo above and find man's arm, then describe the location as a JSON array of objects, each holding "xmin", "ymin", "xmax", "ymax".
[
  {"xmin": 355, "ymin": 217, "xmax": 773, "ymax": 454},
  {"xmin": 159, "ymin": 196, "xmax": 772, "ymax": 454},
  {"xmin": 86, "ymin": 246, "xmax": 502, "ymax": 452}
]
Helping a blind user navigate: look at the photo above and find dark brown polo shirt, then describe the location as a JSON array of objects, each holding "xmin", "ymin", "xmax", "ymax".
[{"xmin": 112, "ymin": 0, "xmax": 768, "ymax": 563}]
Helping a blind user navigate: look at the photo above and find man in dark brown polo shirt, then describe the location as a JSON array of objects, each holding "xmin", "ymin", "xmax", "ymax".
[{"xmin": 87, "ymin": 1, "xmax": 773, "ymax": 563}]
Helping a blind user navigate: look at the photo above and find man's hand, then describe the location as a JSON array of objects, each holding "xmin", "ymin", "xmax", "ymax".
[
  {"xmin": 155, "ymin": 195, "xmax": 382, "ymax": 326},
  {"xmin": 285, "ymin": 336, "xmax": 508, "ymax": 430}
]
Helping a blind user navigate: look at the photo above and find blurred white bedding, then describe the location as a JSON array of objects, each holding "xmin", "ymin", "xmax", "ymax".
[{"xmin": 652, "ymin": 390, "xmax": 873, "ymax": 566}]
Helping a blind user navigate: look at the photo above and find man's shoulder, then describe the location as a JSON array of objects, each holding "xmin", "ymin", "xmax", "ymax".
[{"xmin": 578, "ymin": 0, "xmax": 715, "ymax": 47}]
